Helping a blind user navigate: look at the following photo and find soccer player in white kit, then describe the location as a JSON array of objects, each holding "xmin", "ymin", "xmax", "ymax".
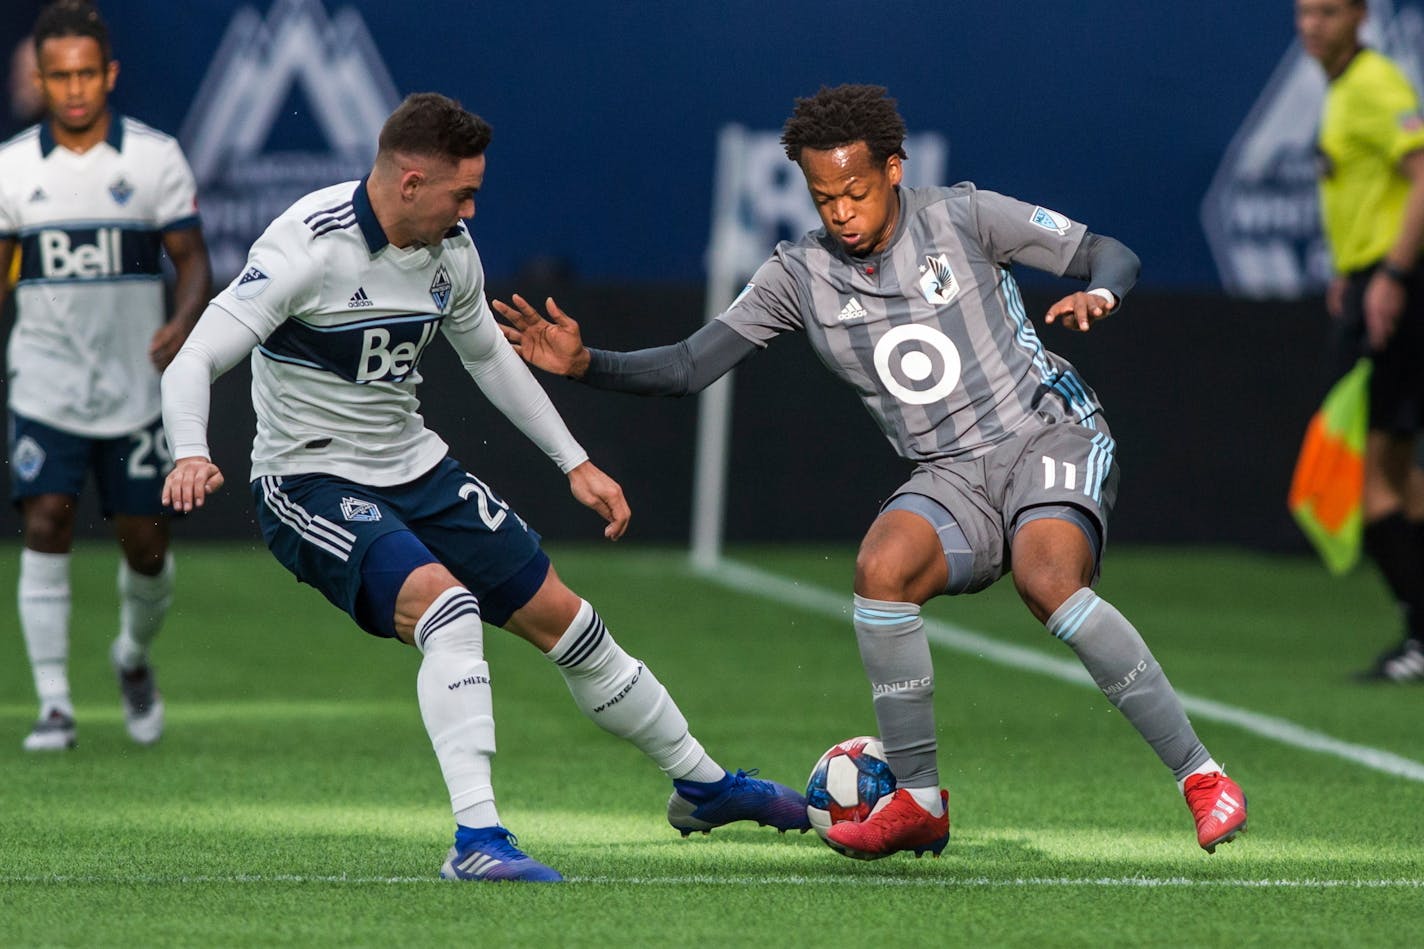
[
  {"xmin": 0, "ymin": 1, "xmax": 212, "ymax": 751},
  {"xmin": 497, "ymin": 85, "xmax": 1250, "ymax": 858},
  {"xmin": 160, "ymin": 92, "xmax": 809, "ymax": 883}
]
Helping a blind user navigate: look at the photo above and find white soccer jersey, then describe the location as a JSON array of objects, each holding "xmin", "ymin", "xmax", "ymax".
[
  {"xmin": 206, "ymin": 179, "xmax": 577, "ymax": 486},
  {"xmin": 0, "ymin": 114, "xmax": 200, "ymax": 436}
]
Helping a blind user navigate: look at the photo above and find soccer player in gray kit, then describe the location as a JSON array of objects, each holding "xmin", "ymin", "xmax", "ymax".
[{"xmin": 496, "ymin": 84, "xmax": 1248, "ymax": 859}]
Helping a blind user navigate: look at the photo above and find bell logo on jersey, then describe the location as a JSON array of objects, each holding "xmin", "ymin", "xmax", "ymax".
[
  {"xmin": 38, "ymin": 227, "xmax": 123, "ymax": 279},
  {"xmin": 356, "ymin": 322, "xmax": 439, "ymax": 383}
]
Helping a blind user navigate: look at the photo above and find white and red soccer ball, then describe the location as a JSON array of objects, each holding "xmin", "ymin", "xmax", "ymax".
[{"xmin": 804, "ymin": 735, "xmax": 897, "ymax": 842}]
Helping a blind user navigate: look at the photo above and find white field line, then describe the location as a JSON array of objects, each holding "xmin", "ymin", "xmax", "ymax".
[
  {"xmin": 702, "ymin": 559, "xmax": 1424, "ymax": 784},
  {"xmin": 2, "ymin": 874, "xmax": 1422, "ymax": 888}
]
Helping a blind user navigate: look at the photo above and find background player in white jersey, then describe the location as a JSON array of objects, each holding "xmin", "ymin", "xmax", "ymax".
[
  {"xmin": 0, "ymin": 1, "xmax": 212, "ymax": 751},
  {"xmin": 497, "ymin": 84, "xmax": 1250, "ymax": 858},
  {"xmin": 160, "ymin": 92, "xmax": 808, "ymax": 883}
]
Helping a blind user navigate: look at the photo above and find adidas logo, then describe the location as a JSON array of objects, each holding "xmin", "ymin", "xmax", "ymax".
[
  {"xmin": 837, "ymin": 297, "xmax": 867, "ymax": 322},
  {"xmin": 28, "ymin": 187, "xmax": 47, "ymax": 202},
  {"xmin": 347, "ymin": 287, "xmax": 373, "ymax": 308},
  {"xmin": 1210, "ymin": 789, "xmax": 1242, "ymax": 823}
]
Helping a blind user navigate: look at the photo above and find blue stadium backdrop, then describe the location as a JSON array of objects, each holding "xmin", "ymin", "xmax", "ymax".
[{"xmin": 3, "ymin": 0, "xmax": 1421, "ymax": 550}]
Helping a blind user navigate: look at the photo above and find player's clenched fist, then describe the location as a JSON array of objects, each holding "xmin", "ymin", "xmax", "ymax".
[{"xmin": 163, "ymin": 456, "xmax": 226, "ymax": 512}]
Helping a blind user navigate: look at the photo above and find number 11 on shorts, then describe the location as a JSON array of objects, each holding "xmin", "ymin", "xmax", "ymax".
[{"xmin": 1041, "ymin": 455, "xmax": 1076, "ymax": 491}]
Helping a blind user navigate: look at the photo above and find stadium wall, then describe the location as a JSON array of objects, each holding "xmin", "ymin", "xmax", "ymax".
[{"xmin": 0, "ymin": 287, "xmax": 1331, "ymax": 553}]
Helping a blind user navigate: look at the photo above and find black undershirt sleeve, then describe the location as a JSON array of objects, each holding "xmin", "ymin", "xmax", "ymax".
[
  {"xmin": 582, "ymin": 319, "xmax": 759, "ymax": 396},
  {"xmin": 1062, "ymin": 232, "xmax": 1141, "ymax": 305}
]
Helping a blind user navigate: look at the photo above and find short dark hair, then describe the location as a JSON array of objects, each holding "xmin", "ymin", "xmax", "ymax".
[
  {"xmin": 378, "ymin": 93, "xmax": 492, "ymax": 162},
  {"xmin": 780, "ymin": 84, "xmax": 908, "ymax": 164},
  {"xmin": 34, "ymin": 1, "xmax": 111, "ymax": 63}
]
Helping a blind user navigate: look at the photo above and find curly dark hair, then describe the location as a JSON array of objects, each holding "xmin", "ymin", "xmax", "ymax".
[
  {"xmin": 378, "ymin": 92, "xmax": 492, "ymax": 162},
  {"xmin": 34, "ymin": 1, "xmax": 111, "ymax": 63},
  {"xmin": 780, "ymin": 84, "xmax": 908, "ymax": 164}
]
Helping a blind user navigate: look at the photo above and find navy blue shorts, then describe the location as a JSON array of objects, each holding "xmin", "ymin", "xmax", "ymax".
[
  {"xmin": 8, "ymin": 411, "xmax": 169, "ymax": 517},
  {"xmin": 251, "ymin": 457, "xmax": 549, "ymax": 637}
]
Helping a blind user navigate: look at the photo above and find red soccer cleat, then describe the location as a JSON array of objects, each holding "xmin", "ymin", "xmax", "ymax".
[
  {"xmin": 824, "ymin": 788, "xmax": 950, "ymax": 860},
  {"xmin": 1183, "ymin": 771, "xmax": 1248, "ymax": 853}
]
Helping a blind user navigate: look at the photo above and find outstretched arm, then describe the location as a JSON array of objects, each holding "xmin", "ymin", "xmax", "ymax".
[
  {"xmin": 1044, "ymin": 233, "xmax": 1141, "ymax": 332},
  {"xmin": 443, "ymin": 307, "xmax": 630, "ymax": 540},
  {"xmin": 494, "ymin": 294, "xmax": 758, "ymax": 395},
  {"xmin": 160, "ymin": 306, "xmax": 259, "ymax": 511}
]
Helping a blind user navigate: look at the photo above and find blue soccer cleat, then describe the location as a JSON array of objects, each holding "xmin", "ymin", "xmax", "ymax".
[
  {"xmin": 439, "ymin": 826, "xmax": 564, "ymax": 882},
  {"xmin": 667, "ymin": 768, "xmax": 812, "ymax": 836}
]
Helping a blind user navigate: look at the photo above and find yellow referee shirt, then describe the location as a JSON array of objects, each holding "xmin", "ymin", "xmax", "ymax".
[{"xmin": 1319, "ymin": 48, "xmax": 1424, "ymax": 273}]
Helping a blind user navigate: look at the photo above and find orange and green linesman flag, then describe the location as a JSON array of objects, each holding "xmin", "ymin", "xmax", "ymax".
[{"xmin": 1288, "ymin": 358, "xmax": 1370, "ymax": 575}]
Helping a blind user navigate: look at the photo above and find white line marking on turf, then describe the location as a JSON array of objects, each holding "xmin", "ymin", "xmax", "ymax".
[
  {"xmin": 702, "ymin": 559, "xmax": 1424, "ymax": 784},
  {"xmin": 3, "ymin": 874, "xmax": 1422, "ymax": 888}
]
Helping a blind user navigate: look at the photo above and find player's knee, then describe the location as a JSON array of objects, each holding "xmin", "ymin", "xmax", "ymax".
[
  {"xmin": 855, "ymin": 547, "xmax": 912, "ymax": 600},
  {"xmin": 394, "ymin": 563, "xmax": 464, "ymax": 641},
  {"xmin": 856, "ymin": 541, "xmax": 942, "ymax": 602},
  {"xmin": 1013, "ymin": 568, "xmax": 1085, "ymax": 625},
  {"xmin": 116, "ymin": 523, "xmax": 169, "ymax": 575},
  {"xmin": 22, "ymin": 496, "xmax": 76, "ymax": 551}
]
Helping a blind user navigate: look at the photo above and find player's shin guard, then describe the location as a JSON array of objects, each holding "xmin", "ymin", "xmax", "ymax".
[
  {"xmin": 1048, "ymin": 588, "xmax": 1211, "ymax": 779},
  {"xmin": 414, "ymin": 588, "xmax": 499, "ymax": 827},
  {"xmin": 546, "ymin": 599, "xmax": 715, "ymax": 780},
  {"xmin": 19, "ymin": 549, "xmax": 72, "ymax": 715},
  {"xmin": 853, "ymin": 595, "xmax": 939, "ymax": 790},
  {"xmin": 113, "ymin": 554, "xmax": 174, "ymax": 670}
]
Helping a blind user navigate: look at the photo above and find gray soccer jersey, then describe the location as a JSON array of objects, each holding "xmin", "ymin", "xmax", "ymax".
[{"xmin": 717, "ymin": 183, "xmax": 1101, "ymax": 462}]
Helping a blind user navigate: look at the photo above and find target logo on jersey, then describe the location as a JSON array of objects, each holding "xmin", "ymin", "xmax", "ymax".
[{"xmin": 872, "ymin": 323, "xmax": 963, "ymax": 406}]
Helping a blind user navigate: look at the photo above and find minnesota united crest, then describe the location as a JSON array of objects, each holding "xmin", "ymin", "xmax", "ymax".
[
  {"xmin": 429, "ymin": 265, "xmax": 452, "ymax": 312},
  {"xmin": 917, "ymin": 253, "xmax": 959, "ymax": 306}
]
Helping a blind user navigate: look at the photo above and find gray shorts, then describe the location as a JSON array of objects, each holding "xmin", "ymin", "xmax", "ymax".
[{"xmin": 886, "ymin": 417, "xmax": 1119, "ymax": 594}]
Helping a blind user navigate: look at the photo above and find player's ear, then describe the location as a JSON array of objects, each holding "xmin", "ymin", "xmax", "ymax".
[
  {"xmin": 399, "ymin": 168, "xmax": 425, "ymax": 201},
  {"xmin": 105, "ymin": 58, "xmax": 119, "ymax": 93},
  {"xmin": 885, "ymin": 154, "xmax": 903, "ymax": 187}
]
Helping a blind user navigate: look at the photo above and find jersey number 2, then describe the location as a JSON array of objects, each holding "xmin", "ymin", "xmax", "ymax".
[
  {"xmin": 128, "ymin": 428, "xmax": 173, "ymax": 479},
  {"xmin": 459, "ymin": 474, "xmax": 509, "ymax": 530}
]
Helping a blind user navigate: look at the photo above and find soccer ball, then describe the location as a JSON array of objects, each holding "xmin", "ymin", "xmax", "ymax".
[{"xmin": 804, "ymin": 735, "xmax": 897, "ymax": 843}]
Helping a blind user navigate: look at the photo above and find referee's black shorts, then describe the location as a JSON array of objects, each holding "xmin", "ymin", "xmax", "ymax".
[{"xmin": 1330, "ymin": 263, "xmax": 1424, "ymax": 436}]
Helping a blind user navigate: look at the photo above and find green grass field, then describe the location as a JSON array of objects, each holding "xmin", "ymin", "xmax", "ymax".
[{"xmin": 3, "ymin": 542, "xmax": 1423, "ymax": 947}]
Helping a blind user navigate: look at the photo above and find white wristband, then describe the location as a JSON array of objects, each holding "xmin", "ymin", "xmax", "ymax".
[{"xmin": 1088, "ymin": 288, "xmax": 1117, "ymax": 308}]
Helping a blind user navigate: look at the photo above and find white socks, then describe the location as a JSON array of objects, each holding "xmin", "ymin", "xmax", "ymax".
[
  {"xmin": 906, "ymin": 785, "xmax": 946, "ymax": 817},
  {"xmin": 546, "ymin": 599, "xmax": 723, "ymax": 782},
  {"xmin": 19, "ymin": 550, "xmax": 71, "ymax": 716},
  {"xmin": 1177, "ymin": 757, "xmax": 1226, "ymax": 792},
  {"xmin": 414, "ymin": 588, "xmax": 500, "ymax": 829},
  {"xmin": 113, "ymin": 554, "xmax": 174, "ymax": 671}
]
